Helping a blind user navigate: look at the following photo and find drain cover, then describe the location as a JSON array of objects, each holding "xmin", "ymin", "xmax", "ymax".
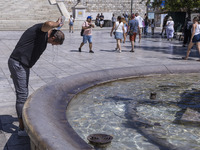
[{"xmin": 87, "ymin": 134, "xmax": 113, "ymax": 145}]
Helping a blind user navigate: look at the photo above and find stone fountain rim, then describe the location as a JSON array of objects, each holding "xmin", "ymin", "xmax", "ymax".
[{"xmin": 23, "ymin": 64, "xmax": 200, "ymax": 150}]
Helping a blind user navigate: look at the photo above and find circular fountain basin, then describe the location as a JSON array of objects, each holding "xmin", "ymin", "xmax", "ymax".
[
  {"xmin": 67, "ymin": 73, "xmax": 200, "ymax": 150},
  {"xmin": 23, "ymin": 64, "xmax": 200, "ymax": 150}
]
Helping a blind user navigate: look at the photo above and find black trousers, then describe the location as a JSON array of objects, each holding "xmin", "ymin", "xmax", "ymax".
[{"xmin": 183, "ymin": 30, "xmax": 191, "ymax": 45}]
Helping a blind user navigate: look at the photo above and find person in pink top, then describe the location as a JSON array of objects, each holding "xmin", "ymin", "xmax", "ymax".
[{"xmin": 79, "ymin": 16, "xmax": 95, "ymax": 53}]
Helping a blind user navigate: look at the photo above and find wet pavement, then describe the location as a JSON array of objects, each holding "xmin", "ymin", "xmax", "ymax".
[{"xmin": 0, "ymin": 28, "xmax": 200, "ymax": 150}]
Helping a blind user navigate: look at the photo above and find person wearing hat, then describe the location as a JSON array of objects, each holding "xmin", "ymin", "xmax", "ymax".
[
  {"xmin": 79, "ymin": 16, "xmax": 95, "ymax": 53},
  {"xmin": 166, "ymin": 16, "xmax": 174, "ymax": 41},
  {"xmin": 8, "ymin": 17, "xmax": 65, "ymax": 136}
]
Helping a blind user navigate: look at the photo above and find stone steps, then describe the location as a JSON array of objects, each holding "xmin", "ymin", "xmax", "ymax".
[
  {"xmin": 0, "ymin": 0, "xmax": 62, "ymax": 30},
  {"xmin": 0, "ymin": 0, "xmax": 147, "ymax": 30}
]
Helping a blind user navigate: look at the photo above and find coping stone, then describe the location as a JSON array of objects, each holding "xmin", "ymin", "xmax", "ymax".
[{"xmin": 23, "ymin": 64, "xmax": 200, "ymax": 150}]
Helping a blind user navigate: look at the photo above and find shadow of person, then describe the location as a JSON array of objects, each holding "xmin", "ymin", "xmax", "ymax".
[
  {"xmin": 173, "ymin": 89, "xmax": 200, "ymax": 125},
  {"xmin": 0, "ymin": 115, "xmax": 30, "ymax": 150}
]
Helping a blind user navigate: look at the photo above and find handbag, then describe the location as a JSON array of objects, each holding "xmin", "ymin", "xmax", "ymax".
[
  {"xmin": 113, "ymin": 22, "xmax": 121, "ymax": 35},
  {"xmin": 80, "ymin": 22, "xmax": 86, "ymax": 36}
]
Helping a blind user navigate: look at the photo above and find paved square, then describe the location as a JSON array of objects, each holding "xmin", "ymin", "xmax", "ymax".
[{"xmin": 0, "ymin": 28, "xmax": 199, "ymax": 150}]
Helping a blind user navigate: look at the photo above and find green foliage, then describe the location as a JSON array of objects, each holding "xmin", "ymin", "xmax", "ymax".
[{"xmin": 147, "ymin": 0, "xmax": 200, "ymax": 12}]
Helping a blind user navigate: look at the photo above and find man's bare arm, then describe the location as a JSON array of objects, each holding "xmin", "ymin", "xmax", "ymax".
[{"xmin": 41, "ymin": 17, "xmax": 63, "ymax": 32}]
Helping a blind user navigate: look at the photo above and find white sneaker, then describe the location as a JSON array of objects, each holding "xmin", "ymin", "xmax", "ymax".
[{"xmin": 18, "ymin": 129, "xmax": 28, "ymax": 137}]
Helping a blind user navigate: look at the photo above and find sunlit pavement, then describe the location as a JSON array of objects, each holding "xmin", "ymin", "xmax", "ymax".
[{"xmin": 0, "ymin": 28, "xmax": 199, "ymax": 150}]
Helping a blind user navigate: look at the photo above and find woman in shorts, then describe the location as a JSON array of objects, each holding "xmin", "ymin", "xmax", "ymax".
[
  {"xmin": 69, "ymin": 15, "xmax": 74, "ymax": 33},
  {"xmin": 182, "ymin": 17, "xmax": 200, "ymax": 60},
  {"xmin": 110, "ymin": 16, "xmax": 125, "ymax": 53}
]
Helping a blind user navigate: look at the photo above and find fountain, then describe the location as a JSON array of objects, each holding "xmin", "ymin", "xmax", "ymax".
[{"xmin": 23, "ymin": 64, "xmax": 200, "ymax": 150}]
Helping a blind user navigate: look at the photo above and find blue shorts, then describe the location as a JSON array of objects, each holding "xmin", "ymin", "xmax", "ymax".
[
  {"xmin": 192, "ymin": 34, "xmax": 200, "ymax": 43},
  {"xmin": 83, "ymin": 35, "xmax": 92, "ymax": 44},
  {"xmin": 115, "ymin": 32, "xmax": 123, "ymax": 40}
]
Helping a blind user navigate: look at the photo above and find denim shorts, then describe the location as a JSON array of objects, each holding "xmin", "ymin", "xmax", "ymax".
[
  {"xmin": 83, "ymin": 35, "xmax": 92, "ymax": 44},
  {"xmin": 115, "ymin": 32, "xmax": 123, "ymax": 40},
  {"xmin": 192, "ymin": 34, "xmax": 200, "ymax": 43}
]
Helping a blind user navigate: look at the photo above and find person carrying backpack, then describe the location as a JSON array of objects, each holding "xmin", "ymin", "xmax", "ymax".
[{"xmin": 79, "ymin": 16, "xmax": 95, "ymax": 53}]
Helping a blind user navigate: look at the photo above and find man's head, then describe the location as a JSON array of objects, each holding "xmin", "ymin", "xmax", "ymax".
[
  {"xmin": 48, "ymin": 29, "xmax": 65, "ymax": 45},
  {"xmin": 135, "ymin": 13, "xmax": 139, "ymax": 17},
  {"xmin": 70, "ymin": 15, "xmax": 72, "ymax": 18},
  {"xmin": 131, "ymin": 13, "xmax": 135, "ymax": 19},
  {"xmin": 87, "ymin": 16, "xmax": 92, "ymax": 22}
]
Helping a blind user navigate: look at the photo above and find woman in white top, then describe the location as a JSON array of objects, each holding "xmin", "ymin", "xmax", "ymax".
[
  {"xmin": 183, "ymin": 17, "xmax": 200, "ymax": 60},
  {"xmin": 166, "ymin": 16, "xmax": 174, "ymax": 41},
  {"xmin": 69, "ymin": 15, "xmax": 75, "ymax": 33},
  {"xmin": 110, "ymin": 16, "xmax": 125, "ymax": 53}
]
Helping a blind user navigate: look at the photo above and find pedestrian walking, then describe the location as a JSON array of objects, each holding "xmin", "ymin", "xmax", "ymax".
[
  {"xmin": 160, "ymin": 15, "xmax": 169, "ymax": 36},
  {"xmin": 182, "ymin": 17, "xmax": 200, "ymax": 60},
  {"xmin": 8, "ymin": 17, "xmax": 65, "ymax": 136},
  {"xmin": 112, "ymin": 14, "xmax": 116, "ymax": 27},
  {"xmin": 122, "ymin": 17, "xmax": 128, "ymax": 43},
  {"xmin": 144, "ymin": 16, "xmax": 150, "ymax": 35},
  {"xmin": 110, "ymin": 16, "xmax": 124, "ymax": 53},
  {"xmin": 183, "ymin": 17, "xmax": 193, "ymax": 47},
  {"xmin": 69, "ymin": 15, "xmax": 75, "ymax": 33},
  {"xmin": 166, "ymin": 16, "xmax": 174, "ymax": 41},
  {"xmin": 100, "ymin": 13, "xmax": 104, "ymax": 28},
  {"xmin": 135, "ymin": 13, "xmax": 144, "ymax": 43},
  {"xmin": 79, "ymin": 16, "xmax": 95, "ymax": 53},
  {"xmin": 151, "ymin": 19, "xmax": 155, "ymax": 35},
  {"xmin": 128, "ymin": 14, "xmax": 140, "ymax": 52}
]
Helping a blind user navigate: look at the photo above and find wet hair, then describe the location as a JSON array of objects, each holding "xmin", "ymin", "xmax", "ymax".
[
  {"xmin": 50, "ymin": 29, "xmax": 65, "ymax": 45},
  {"xmin": 117, "ymin": 16, "xmax": 122, "ymax": 23}
]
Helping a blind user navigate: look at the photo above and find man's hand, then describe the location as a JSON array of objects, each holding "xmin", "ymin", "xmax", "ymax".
[
  {"xmin": 88, "ymin": 23, "xmax": 95, "ymax": 28},
  {"xmin": 41, "ymin": 16, "xmax": 64, "ymax": 32},
  {"xmin": 57, "ymin": 16, "xmax": 65, "ymax": 29}
]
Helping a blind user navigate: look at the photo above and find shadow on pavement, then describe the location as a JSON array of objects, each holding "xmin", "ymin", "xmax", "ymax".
[{"xmin": 0, "ymin": 115, "xmax": 30, "ymax": 150}]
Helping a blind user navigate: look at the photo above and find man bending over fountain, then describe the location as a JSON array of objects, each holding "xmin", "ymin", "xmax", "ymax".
[{"xmin": 8, "ymin": 17, "xmax": 65, "ymax": 136}]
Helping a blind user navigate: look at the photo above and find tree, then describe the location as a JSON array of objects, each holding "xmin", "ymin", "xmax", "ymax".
[{"xmin": 147, "ymin": 0, "xmax": 200, "ymax": 18}]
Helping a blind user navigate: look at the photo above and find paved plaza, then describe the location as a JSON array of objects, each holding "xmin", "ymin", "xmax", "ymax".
[{"xmin": 0, "ymin": 28, "xmax": 200, "ymax": 150}]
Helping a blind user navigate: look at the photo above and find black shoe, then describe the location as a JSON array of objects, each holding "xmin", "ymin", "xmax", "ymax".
[
  {"xmin": 130, "ymin": 50, "xmax": 134, "ymax": 52},
  {"xmin": 89, "ymin": 50, "xmax": 94, "ymax": 53},
  {"xmin": 79, "ymin": 48, "xmax": 81, "ymax": 52}
]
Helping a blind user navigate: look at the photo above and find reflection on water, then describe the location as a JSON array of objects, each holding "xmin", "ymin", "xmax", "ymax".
[{"xmin": 67, "ymin": 73, "xmax": 200, "ymax": 150}]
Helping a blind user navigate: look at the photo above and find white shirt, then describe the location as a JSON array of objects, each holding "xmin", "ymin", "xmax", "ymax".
[
  {"xmin": 136, "ymin": 16, "xmax": 144, "ymax": 28},
  {"xmin": 194, "ymin": 24, "xmax": 200, "ymax": 35},
  {"xmin": 69, "ymin": 17, "xmax": 74, "ymax": 23},
  {"xmin": 166, "ymin": 20, "xmax": 174, "ymax": 30},
  {"xmin": 115, "ymin": 21, "xmax": 124, "ymax": 33}
]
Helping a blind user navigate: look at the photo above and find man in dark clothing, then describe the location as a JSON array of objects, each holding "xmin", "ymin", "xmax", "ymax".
[
  {"xmin": 100, "ymin": 13, "xmax": 104, "ymax": 28},
  {"xmin": 8, "ymin": 17, "xmax": 65, "ymax": 136},
  {"xmin": 183, "ymin": 17, "xmax": 193, "ymax": 47}
]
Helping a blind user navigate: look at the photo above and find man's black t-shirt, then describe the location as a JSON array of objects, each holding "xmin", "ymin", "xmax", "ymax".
[
  {"xmin": 10, "ymin": 23, "xmax": 48, "ymax": 68},
  {"xmin": 100, "ymin": 15, "xmax": 104, "ymax": 21}
]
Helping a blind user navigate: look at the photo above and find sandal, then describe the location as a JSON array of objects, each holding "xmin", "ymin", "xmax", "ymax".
[{"xmin": 182, "ymin": 57, "xmax": 187, "ymax": 60}]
